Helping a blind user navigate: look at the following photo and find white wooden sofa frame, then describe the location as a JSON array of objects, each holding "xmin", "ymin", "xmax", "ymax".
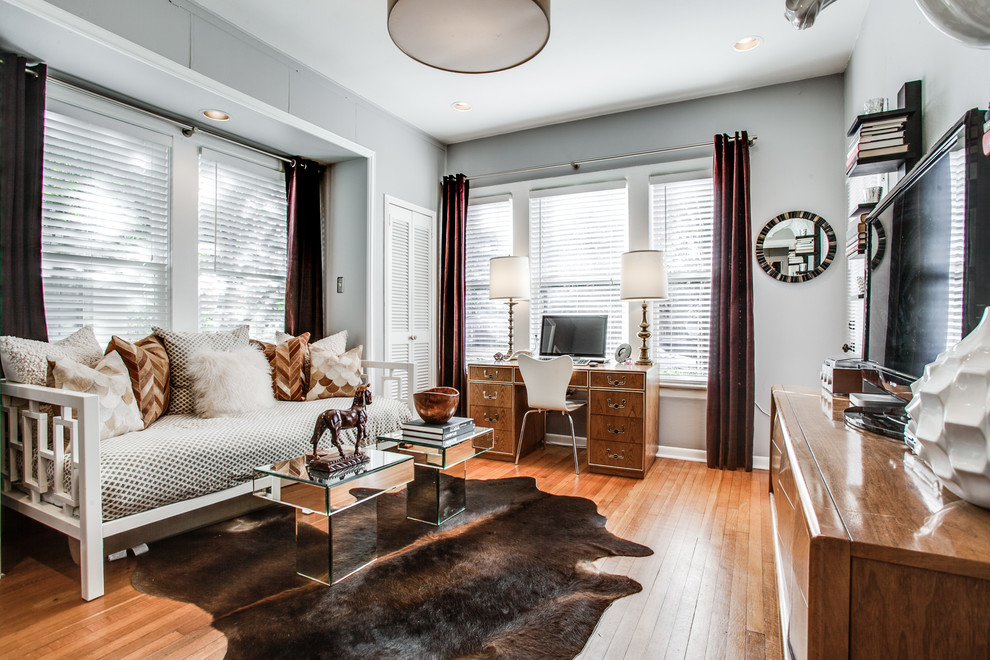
[{"xmin": 1, "ymin": 360, "xmax": 414, "ymax": 601}]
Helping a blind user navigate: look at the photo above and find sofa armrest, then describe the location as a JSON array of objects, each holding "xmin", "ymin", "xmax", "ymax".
[{"xmin": 361, "ymin": 361, "xmax": 415, "ymax": 411}]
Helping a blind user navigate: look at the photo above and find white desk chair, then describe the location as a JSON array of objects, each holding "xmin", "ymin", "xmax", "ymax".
[{"xmin": 515, "ymin": 354, "xmax": 586, "ymax": 474}]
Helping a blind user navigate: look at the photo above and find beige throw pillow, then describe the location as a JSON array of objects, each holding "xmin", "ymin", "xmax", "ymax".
[
  {"xmin": 153, "ymin": 326, "xmax": 250, "ymax": 415},
  {"xmin": 0, "ymin": 325, "xmax": 103, "ymax": 385},
  {"xmin": 306, "ymin": 344, "xmax": 363, "ymax": 399},
  {"xmin": 306, "ymin": 330, "xmax": 348, "ymax": 356},
  {"xmin": 50, "ymin": 351, "xmax": 144, "ymax": 440},
  {"xmin": 188, "ymin": 346, "xmax": 275, "ymax": 417}
]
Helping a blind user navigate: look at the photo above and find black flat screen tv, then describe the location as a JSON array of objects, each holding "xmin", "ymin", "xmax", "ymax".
[
  {"xmin": 538, "ymin": 314, "xmax": 608, "ymax": 359},
  {"xmin": 865, "ymin": 109, "xmax": 990, "ymax": 384}
]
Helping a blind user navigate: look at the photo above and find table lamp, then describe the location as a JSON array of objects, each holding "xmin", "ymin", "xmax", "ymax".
[
  {"xmin": 620, "ymin": 250, "xmax": 668, "ymax": 366},
  {"xmin": 489, "ymin": 256, "xmax": 530, "ymax": 357}
]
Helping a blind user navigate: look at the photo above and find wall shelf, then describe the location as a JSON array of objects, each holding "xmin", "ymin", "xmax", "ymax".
[{"xmin": 846, "ymin": 81, "xmax": 922, "ymax": 177}]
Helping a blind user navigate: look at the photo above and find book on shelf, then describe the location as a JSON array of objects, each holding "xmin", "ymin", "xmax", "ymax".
[
  {"xmin": 859, "ymin": 129, "xmax": 905, "ymax": 142},
  {"xmin": 856, "ymin": 144, "xmax": 910, "ymax": 158},
  {"xmin": 400, "ymin": 415, "xmax": 474, "ymax": 437},
  {"xmin": 859, "ymin": 115, "xmax": 908, "ymax": 130},
  {"xmin": 859, "ymin": 137, "xmax": 906, "ymax": 152}
]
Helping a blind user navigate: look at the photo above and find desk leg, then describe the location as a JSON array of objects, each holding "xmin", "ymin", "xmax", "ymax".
[
  {"xmin": 295, "ymin": 498, "xmax": 379, "ymax": 585},
  {"xmin": 406, "ymin": 462, "xmax": 467, "ymax": 525}
]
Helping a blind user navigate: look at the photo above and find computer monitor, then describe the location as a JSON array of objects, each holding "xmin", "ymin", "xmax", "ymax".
[{"xmin": 538, "ymin": 315, "xmax": 608, "ymax": 359}]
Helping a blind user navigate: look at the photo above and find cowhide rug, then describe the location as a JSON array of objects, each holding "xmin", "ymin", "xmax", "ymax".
[{"xmin": 131, "ymin": 476, "xmax": 652, "ymax": 659}]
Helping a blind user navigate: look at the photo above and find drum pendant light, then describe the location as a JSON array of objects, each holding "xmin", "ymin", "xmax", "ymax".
[{"xmin": 387, "ymin": 0, "xmax": 551, "ymax": 74}]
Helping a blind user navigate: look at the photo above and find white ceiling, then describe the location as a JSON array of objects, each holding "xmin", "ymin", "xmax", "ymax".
[{"xmin": 192, "ymin": 0, "xmax": 869, "ymax": 144}]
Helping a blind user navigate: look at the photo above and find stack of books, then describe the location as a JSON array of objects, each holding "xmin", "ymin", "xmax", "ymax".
[
  {"xmin": 846, "ymin": 114, "xmax": 910, "ymax": 172},
  {"xmin": 400, "ymin": 416, "xmax": 476, "ymax": 447},
  {"xmin": 793, "ymin": 235, "xmax": 816, "ymax": 254}
]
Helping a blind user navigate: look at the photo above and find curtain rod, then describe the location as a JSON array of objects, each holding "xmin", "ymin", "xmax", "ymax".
[
  {"xmin": 468, "ymin": 134, "xmax": 757, "ymax": 181},
  {"xmin": 48, "ymin": 76, "xmax": 298, "ymax": 167}
]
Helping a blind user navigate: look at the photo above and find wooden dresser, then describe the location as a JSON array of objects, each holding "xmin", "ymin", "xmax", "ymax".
[
  {"xmin": 770, "ymin": 386, "xmax": 990, "ymax": 659},
  {"xmin": 467, "ymin": 362, "xmax": 659, "ymax": 478}
]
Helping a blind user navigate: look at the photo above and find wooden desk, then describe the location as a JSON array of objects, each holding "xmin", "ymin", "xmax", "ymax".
[
  {"xmin": 467, "ymin": 362, "xmax": 659, "ymax": 478},
  {"xmin": 770, "ymin": 385, "xmax": 990, "ymax": 659}
]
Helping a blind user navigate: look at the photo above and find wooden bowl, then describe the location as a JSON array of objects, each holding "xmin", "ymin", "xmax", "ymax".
[{"xmin": 413, "ymin": 387, "xmax": 459, "ymax": 424}]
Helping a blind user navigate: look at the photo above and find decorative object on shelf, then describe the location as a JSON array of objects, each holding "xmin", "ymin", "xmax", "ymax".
[
  {"xmin": 916, "ymin": 0, "xmax": 990, "ymax": 48},
  {"xmin": 863, "ymin": 97, "xmax": 888, "ymax": 114},
  {"xmin": 489, "ymin": 256, "xmax": 530, "ymax": 357},
  {"xmin": 783, "ymin": 0, "xmax": 837, "ymax": 29},
  {"xmin": 864, "ymin": 186, "xmax": 884, "ymax": 203},
  {"xmin": 906, "ymin": 308, "xmax": 990, "ymax": 508},
  {"xmin": 387, "ymin": 0, "xmax": 550, "ymax": 73},
  {"xmin": 620, "ymin": 250, "xmax": 668, "ymax": 366},
  {"xmin": 614, "ymin": 343, "xmax": 632, "ymax": 363},
  {"xmin": 413, "ymin": 386, "xmax": 460, "ymax": 424},
  {"xmin": 755, "ymin": 210, "xmax": 836, "ymax": 283},
  {"xmin": 307, "ymin": 385, "xmax": 372, "ymax": 472}
]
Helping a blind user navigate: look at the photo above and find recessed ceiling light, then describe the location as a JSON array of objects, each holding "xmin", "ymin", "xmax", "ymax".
[
  {"xmin": 733, "ymin": 36, "xmax": 762, "ymax": 52},
  {"xmin": 451, "ymin": 102, "xmax": 473, "ymax": 112},
  {"xmin": 202, "ymin": 109, "xmax": 230, "ymax": 121}
]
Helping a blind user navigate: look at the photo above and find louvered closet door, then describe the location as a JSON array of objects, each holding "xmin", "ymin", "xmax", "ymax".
[{"xmin": 385, "ymin": 198, "xmax": 436, "ymax": 397}]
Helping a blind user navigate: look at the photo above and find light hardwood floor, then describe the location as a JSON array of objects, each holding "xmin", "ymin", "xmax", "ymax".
[{"xmin": 0, "ymin": 449, "xmax": 781, "ymax": 659}]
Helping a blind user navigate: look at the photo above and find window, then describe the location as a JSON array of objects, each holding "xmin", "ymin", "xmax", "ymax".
[
  {"xmin": 465, "ymin": 196, "xmax": 512, "ymax": 360},
  {"xmin": 650, "ymin": 176, "xmax": 714, "ymax": 378},
  {"xmin": 529, "ymin": 183, "xmax": 627, "ymax": 353},
  {"xmin": 38, "ymin": 86, "xmax": 291, "ymax": 344},
  {"xmin": 41, "ymin": 109, "xmax": 171, "ymax": 342},
  {"xmin": 198, "ymin": 149, "xmax": 288, "ymax": 339}
]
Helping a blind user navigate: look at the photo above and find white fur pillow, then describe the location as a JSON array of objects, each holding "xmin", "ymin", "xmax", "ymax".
[{"xmin": 188, "ymin": 346, "xmax": 275, "ymax": 417}]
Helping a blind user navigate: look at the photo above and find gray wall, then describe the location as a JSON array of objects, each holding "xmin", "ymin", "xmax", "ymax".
[
  {"xmin": 448, "ymin": 75, "xmax": 849, "ymax": 463},
  {"xmin": 845, "ymin": 0, "xmax": 990, "ymax": 157},
  {"xmin": 28, "ymin": 0, "xmax": 447, "ymax": 356}
]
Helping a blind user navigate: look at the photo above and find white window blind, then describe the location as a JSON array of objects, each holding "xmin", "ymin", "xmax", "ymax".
[
  {"xmin": 198, "ymin": 149, "xmax": 288, "ymax": 339},
  {"xmin": 650, "ymin": 177, "xmax": 714, "ymax": 378},
  {"xmin": 465, "ymin": 196, "xmax": 513, "ymax": 360},
  {"xmin": 41, "ymin": 110, "xmax": 171, "ymax": 342},
  {"xmin": 529, "ymin": 183, "xmax": 627, "ymax": 353}
]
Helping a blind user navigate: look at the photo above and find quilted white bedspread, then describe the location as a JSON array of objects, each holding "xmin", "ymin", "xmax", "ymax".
[{"xmin": 96, "ymin": 398, "xmax": 412, "ymax": 521}]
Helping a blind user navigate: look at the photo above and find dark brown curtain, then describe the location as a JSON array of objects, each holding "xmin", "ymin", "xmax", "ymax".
[
  {"xmin": 1, "ymin": 53, "xmax": 48, "ymax": 340},
  {"xmin": 706, "ymin": 132, "xmax": 754, "ymax": 471},
  {"xmin": 285, "ymin": 158, "xmax": 326, "ymax": 339},
  {"xmin": 439, "ymin": 174, "xmax": 469, "ymax": 413}
]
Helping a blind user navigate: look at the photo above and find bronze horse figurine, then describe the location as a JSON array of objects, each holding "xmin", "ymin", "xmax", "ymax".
[{"xmin": 309, "ymin": 384, "xmax": 373, "ymax": 462}]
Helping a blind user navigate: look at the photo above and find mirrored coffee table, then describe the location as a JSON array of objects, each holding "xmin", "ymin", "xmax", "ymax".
[
  {"xmin": 376, "ymin": 426, "xmax": 494, "ymax": 525},
  {"xmin": 253, "ymin": 448, "xmax": 413, "ymax": 585}
]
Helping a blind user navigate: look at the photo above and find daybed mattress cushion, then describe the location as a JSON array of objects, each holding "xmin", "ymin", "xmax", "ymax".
[{"xmin": 97, "ymin": 398, "xmax": 411, "ymax": 521}]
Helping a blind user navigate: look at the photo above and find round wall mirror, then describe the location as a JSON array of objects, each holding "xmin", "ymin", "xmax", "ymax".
[
  {"xmin": 756, "ymin": 210, "xmax": 836, "ymax": 283},
  {"xmin": 867, "ymin": 219, "xmax": 886, "ymax": 270}
]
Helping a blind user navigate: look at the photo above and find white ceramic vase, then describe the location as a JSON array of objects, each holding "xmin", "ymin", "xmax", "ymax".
[{"xmin": 906, "ymin": 307, "xmax": 990, "ymax": 508}]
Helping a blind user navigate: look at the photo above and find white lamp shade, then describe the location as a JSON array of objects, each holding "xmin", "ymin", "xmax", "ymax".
[
  {"xmin": 490, "ymin": 256, "xmax": 530, "ymax": 300},
  {"xmin": 620, "ymin": 250, "xmax": 668, "ymax": 300}
]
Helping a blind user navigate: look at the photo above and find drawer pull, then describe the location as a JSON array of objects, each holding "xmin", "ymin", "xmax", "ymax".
[
  {"xmin": 483, "ymin": 390, "xmax": 498, "ymax": 401},
  {"xmin": 607, "ymin": 398, "xmax": 626, "ymax": 409},
  {"xmin": 607, "ymin": 376, "xmax": 627, "ymax": 386},
  {"xmin": 483, "ymin": 369, "xmax": 497, "ymax": 380},
  {"xmin": 484, "ymin": 413, "xmax": 500, "ymax": 423},
  {"xmin": 606, "ymin": 448, "xmax": 627, "ymax": 461},
  {"xmin": 607, "ymin": 424, "xmax": 626, "ymax": 435}
]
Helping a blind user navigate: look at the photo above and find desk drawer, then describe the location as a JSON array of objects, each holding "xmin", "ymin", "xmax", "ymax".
[
  {"xmin": 589, "ymin": 414, "xmax": 644, "ymax": 445},
  {"xmin": 470, "ymin": 404, "xmax": 514, "ymax": 433},
  {"xmin": 590, "ymin": 371, "xmax": 645, "ymax": 391},
  {"xmin": 492, "ymin": 430, "xmax": 515, "ymax": 455},
  {"xmin": 469, "ymin": 365, "xmax": 513, "ymax": 383},
  {"xmin": 589, "ymin": 439, "xmax": 644, "ymax": 471},
  {"xmin": 469, "ymin": 382, "xmax": 512, "ymax": 407},
  {"xmin": 589, "ymin": 390, "xmax": 644, "ymax": 418}
]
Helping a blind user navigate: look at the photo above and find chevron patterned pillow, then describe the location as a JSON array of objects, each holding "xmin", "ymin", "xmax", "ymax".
[
  {"xmin": 252, "ymin": 332, "xmax": 310, "ymax": 401},
  {"xmin": 106, "ymin": 334, "xmax": 171, "ymax": 427}
]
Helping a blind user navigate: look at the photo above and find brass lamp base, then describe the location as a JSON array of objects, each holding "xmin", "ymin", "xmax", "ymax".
[
  {"xmin": 506, "ymin": 298, "xmax": 518, "ymax": 357},
  {"xmin": 636, "ymin": 300, "xmax": 653, "ymax": 366}
]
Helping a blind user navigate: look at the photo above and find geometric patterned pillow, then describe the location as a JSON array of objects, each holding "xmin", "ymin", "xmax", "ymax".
[
  {"xmin": 106, "ymin": 334, "xmax": 171, "ymax": 427},
  {"xmin": 0, "ymin": 325, "xmax": 104, "ymax": 385},
  {"xmin": 252, "ymin": 332, "xmax": 310, "ymax": 401},
  {"xmin": 306, "ymin": 344, "xmax": 363, "ymax": 400},
  {"xmin": 49, "ymin": 350, "xmax": 144, "ymax": 440},
  {"xmin": 152, "ymin": 325, "xmax": 250, "ymax": 415}
]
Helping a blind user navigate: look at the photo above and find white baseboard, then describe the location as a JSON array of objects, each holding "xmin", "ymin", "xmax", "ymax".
[
  {"xmin": 656, "ymin": 446, "xmax": 769, "ymax": 471},
  {"xmin": 545, "ymin": 436, "xmax": 769, "ymax": 470}
]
